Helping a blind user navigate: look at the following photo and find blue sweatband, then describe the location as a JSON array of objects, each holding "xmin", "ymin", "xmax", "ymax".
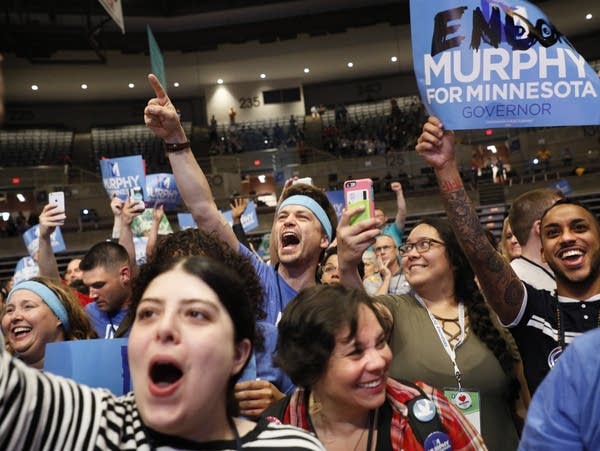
[
  {"xmin": 278, "ymin": 195, "xmax": 333, "ymax": 242},
  {"xmin": 7, "ymin": 280, "xmax": 71, "ymax": 333}
]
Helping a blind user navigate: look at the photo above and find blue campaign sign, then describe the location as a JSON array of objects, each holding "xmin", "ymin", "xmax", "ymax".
[
  {"xmin": 222, "ymin": 200, "xmax": 259, "ymax": 233},
  {"xmin": 100, "ymin": 155, "xmax": 146, "ymax": 200},
  {"xmin": 177, "ymin": 213, "xmax": 198, "ymax": 230},
  {"xmin": 326, "ymin": 190, "xmax": 345, "ymax": 221},
  {"xmin": 44, "ymin": 338, "xmax": 131, "ymax": 396},
  {"xmin": 22, "ymin": 224, "xmax": 66, "ymax": 257},
  {"xmin": 146, "ymin": 173, "xmax": 181, "ymax": 209},
  {"xmin": 551, "ymin": 178, "xmax": 573, "ymax": 195},
  {"xmin": 410, "ymin": 0, "xmax": 600, "ymax": 129},
  {"xmin": 13, "ymin": 256, "xmax": 39, "ymax": 284}
]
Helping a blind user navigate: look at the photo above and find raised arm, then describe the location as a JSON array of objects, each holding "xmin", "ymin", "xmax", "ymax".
[
  {"xmin": 37, "ymin": 204, "xmax": 64, "ymax": 280},
  {"xmin": 146, "ymin": 203, "xmax": 164, "ymax": 261},
  {"xmin": 390, "ymin": 181, "xmax": 407, "ymax": 232},
  {"xmin": 415, "ymin": 116, "xmax": 524, "ymax": 324},
  {"xmin": 118, "ymin": 198, "xmax": 143, "ymax": 276},
  {"xmin": 144, "ymin": 74, "xmax": 238, "ymax": 250}
]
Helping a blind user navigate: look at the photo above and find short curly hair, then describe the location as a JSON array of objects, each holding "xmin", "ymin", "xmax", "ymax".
[{"xmin": 275, "ymin": 284, "xmax": 392, "ymax": 387}]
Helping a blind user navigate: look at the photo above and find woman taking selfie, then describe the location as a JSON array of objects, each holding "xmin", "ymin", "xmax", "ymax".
[
  {"xmin": 0, "ymin": 257, "xmax": 324, "ymax": 450},
  {"xmin": 265, "ymin": 284, "xmax": 486, "ymax": 450}
]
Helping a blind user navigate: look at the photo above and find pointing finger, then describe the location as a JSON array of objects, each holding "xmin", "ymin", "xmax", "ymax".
[{"xmin": 147, "ymin": 73, "xmax": 167, "ymax": 100}]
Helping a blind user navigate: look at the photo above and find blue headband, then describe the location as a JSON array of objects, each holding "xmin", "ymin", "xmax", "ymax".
[
  {"xmin": 278, "ymin": 195, "xmax": 333, "ymax": 242},
  {"xmin": 7, "ymin": 280, "xmax": 71, "ymax": 333}
]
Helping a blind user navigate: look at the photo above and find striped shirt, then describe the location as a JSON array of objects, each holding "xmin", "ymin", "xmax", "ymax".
[{"xmin": 0, "ymin": 348, "xmax": 325, "ymax": 451}]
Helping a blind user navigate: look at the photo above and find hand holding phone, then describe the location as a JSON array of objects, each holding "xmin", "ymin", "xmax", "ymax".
[{"xmin": 343, "ymin": 179, "xmax": 375, "ymax": 225}]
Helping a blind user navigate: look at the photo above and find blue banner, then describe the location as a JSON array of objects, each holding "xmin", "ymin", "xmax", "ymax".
[
  {"xmin": 411, "ymin": 0, "xmax": 600, "ymax": 129},
  {"xmin": 100, "ymin": 155, "xmax": 146, "ymax": 200},
  {"xmin": 177, "ymin": 213, "xmax": 198, "ymax": 230},
  {"xmin": 13, "ymin": 256, "xmax": 39, "ymax": 284},
  {"xmin": 44, "ymin": 338, "xmax": 131, "ymax": 395},
  {"xmin": 147, "ymin": 25, "xmax": 167, "ymax": 90},
  {"xmin": 551, "ymin": 178, "xmax": 573, "ymax": 195},
  {"xmin": 22, "ymin": 224, "xmax": 66, "ymax": 257},
  {"xmin": 326, "ymin": 190, "xmax": 345, "ymax": 221},
  {"xmin": 221, "ymin": 200, "xmax": 259, "ymax": 232},
  {"xmin": 145, "ymin": 173, "xmax": 181, "ymax": 209}
]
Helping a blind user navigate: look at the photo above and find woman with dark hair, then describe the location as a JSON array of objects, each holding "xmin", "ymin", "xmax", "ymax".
[
  {"xmin": 1, "ymin": 276, "xmax": 97, "ymax": 369},
  {"xmin": 0, "ymin": 256, "xmax": 324, "ymax": 450},
  {"xmin": 264, "ymin": 284, "xmax": 485, "ymax": 450},
  {"xmin": 382, "ymin": 218, "xmax": 521, "ymax": 450}
]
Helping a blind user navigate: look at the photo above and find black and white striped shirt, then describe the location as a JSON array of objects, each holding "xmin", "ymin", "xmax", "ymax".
[{"xmin": 0, "ymin": 348, "xmax": 324, "ymax": 451}]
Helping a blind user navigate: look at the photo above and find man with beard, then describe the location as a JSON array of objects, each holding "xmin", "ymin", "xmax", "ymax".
[
  {"xmin": 416, "ymin": 116, "xmax": 600, "ymax": 394},
  {"xmin": 143, "ymin": 74, "xmax": 337, "ymax": 325}
]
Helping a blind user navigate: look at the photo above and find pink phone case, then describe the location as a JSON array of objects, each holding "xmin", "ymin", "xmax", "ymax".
[{"xmin": 343, "ymin": 179, "xmax": 375, "ymax": 224}]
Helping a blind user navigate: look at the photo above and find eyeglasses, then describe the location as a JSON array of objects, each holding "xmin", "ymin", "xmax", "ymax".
[
  {"xmin": 398, "ymin": 238, "xmax": 445, "ymax": 256},
  {"xmin": 322, "ymin": 265, "xmax": 338, "ymax": 273},
  {"xmin": 374, "ymin": 244, "xmax": 395, "ymax": 254}
]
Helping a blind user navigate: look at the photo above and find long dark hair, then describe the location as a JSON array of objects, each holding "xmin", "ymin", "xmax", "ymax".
[{"xmin": 418, "ymin": 217, "xmax": 519, "ymax": 401}]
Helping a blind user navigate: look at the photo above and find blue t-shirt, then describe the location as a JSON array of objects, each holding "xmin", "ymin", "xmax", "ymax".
[
  {"xmin": 238, "ymin": 244, "xmax": 297, "ymax": 325},
  {"xmin": 519, "ymin": 328, "xmax": 600, "ymax": 450},
  {"xmin": 257, "ymin": 321, "xmax": 294, "ymax": 394},
  {"xmin": 85, "ymin": 302, "xmax": 129, "ymax": 339}
]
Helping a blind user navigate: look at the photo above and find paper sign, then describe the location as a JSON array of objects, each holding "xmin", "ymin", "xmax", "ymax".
[
  {"xmin": 13, "ymin": 256, "xmax": 39, "ymax": 284},
  {"xmin": 44, "ymin": 338, "xmax": 131, "ymax": 395},
  {"xmin": 411, "ymin": 0, "xmax": 600, "ymax": 129},
  {"xmin": 22, "ymin": 224, "xmax": 66, "ymax": 257},
  {"xmin": 147, "ymin": 25, "xmax": 167, "ymax": 89},
  {"xmin": 98, "ymin": 0, "xmax": 125, "ymax": 34},
  {"xmin": 221, "ymin": 200, "xmax": 259, "ymax": 232},
  {"xmin": 130, "ymin": 208, "xmax": 173, "ymax": 238},
  {"xmin": 325, "ymin": 190, "xmax": 345, "ymax": 221},
  {"xmin": 145, "ymin": 173, "xmax": 181, "ymax": 209},
  {"xmin": 100, "ymin": 155, "xmax": 146, "ymax": 201},
  {"xmin": 177, "ymin": 213, "xmax": 197, "ymax": 230}
]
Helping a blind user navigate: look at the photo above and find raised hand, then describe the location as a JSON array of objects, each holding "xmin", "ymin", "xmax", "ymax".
[
  {"xmin": 144, "ymin": 74, "xmax": 187, "ymax": 143},
  {"xmin": 415, "ymin": 116, "xmax": 456, "ymax": 170},
  {"xmin": 230, "ymin": 197, "xmax": 249, "ymax": 224},
  {"xmin": 39, "ymin": 203, "xmax": 65, "ymax": 239}
]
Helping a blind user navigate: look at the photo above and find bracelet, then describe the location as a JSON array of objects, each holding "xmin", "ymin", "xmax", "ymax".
[{"xmin": 164, "ymin": 141, "xmax": 190, "ymax": 153}]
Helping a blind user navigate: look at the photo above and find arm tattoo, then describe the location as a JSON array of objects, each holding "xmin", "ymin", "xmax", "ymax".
[{"xmin": 440, "ymin": 185, "xmax": 524, "ymax": 320}]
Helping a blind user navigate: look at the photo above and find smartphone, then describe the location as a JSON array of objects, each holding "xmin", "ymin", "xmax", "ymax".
[
  {"xmin": 293, "ymin": 177, "xmax": 313, "ymax": 186},
  {"xmin": 48, "ymin": 191, "xmax": 65, "ymax": 212},
  {"xmin": 343, "ymin": 179, "xmax": 375, "ymax": 225},
  {"xmin": 129, "ymin": 186, "xmax": 145, "ymax": 211}
]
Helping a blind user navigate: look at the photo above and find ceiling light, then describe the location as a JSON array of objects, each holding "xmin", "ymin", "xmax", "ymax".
[
  {"xmin": 304, "ymin": 68, "xmax": 310, "ymax": 73},
  {"xmin": 81, "ymin": 83, "xmax": 88, "ymax": 90},
  {"xmin": 217, "ymin": 78, "xmax": 224, "ymax": 84},
  {"xmin": 128, "ymin": 83, "xmax": 135, "ymax": 88},
  {"xmin": 16, "ymin": 193, "xmax": 26, "ymax": 202},
  {"xmin": 260, "ymin": 73, "xmax": 266, "ymax": 79},
  {"xmin": 173, "ymin": 82, "xmax": 180, "ymax": 87},
  {"xmin": 31, "ymin": 85, "xmax": 39, "ymax": 91},
  {"xmin": 1, "ymin": 212, "xmax": 9, "ymax": 221},
  {"xmin": 586, "ymin": 13, "xmax": 593, "ymax": 20},
  {"xmin": 347, "ymin": 62, "xmax": 354, "ymax": 68},
  {"xmin": 487, "ymin": 145, "xmax": 498, "ymax": 154},
  {"xmin": 258, "ymin": 175, "xmax": 266, "ymax": 183},
  {"xmin": 391, "ymin": 56, "xmax": 398, "ymax": 62}
]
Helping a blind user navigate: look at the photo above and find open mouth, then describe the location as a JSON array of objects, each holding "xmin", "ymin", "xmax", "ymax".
[
  {"xmin": 281, "ymin": 231, "xmax": 300, "ymax": 248},
  {"xmin": 150, "ymin": 362, "xmax": 183, "ymax": 387}
]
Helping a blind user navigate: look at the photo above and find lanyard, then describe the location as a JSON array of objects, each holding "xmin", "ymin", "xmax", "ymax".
[{"xmin": 415, "ymin": 294, "xmax": 466, "ymax": 390}]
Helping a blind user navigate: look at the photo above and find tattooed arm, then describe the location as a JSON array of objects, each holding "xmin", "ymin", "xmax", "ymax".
[{"xmin": 416, "ymin": 116, "xmax": 524, "ymax": 324}]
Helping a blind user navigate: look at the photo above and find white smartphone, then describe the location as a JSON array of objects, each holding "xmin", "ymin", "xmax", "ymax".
[
  {"xmin": 129, "ymin": 186, "xmax": 145, "ymax": 211},
  {"xmin": 48, "ymin": 191, "xmax": 65, "ymax": 212}
]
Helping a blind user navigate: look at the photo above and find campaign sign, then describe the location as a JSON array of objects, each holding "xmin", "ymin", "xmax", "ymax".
[
  {"xmin": 221, "ymin": 200, "xmax": 260, "ymax": 232},
  {"xmin": 130, "ymin": 208, "xmax": 174, "ymax": 238},
  {"xmin": 551, "ymin": 178, "xmax": 573, "ymax": 195},
  {"xmin": 22, "ymin": 224, "xmax": 66, "ymax": 257},
  {"xmin": 177, "ymin": 213, "xmax": 198, "ymax": 230},
  {"xmin": 145, "ymin": 173, "xmax": 181, "ymax": 209},
  {"xmin": 326, "ymin": 190, "xmax": 345, "ymax": 221},
  {"xmin": 44, "ymin": 338, "xmax": 131, "ymax": 396},
  {"xmin": 13, "ymin": 256, "xmax": 39, "ymax": 284},
  {"xmin": 100, "ymin": 155, "xmax": 146, "ymax": 200},
  {"xmin": 410, "ymin": 0, "xmax": 600, "ymax": 129}
]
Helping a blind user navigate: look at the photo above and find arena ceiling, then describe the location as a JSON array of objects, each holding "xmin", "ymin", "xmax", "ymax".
[{"xmin": 1, "ymin": 0, "xmax": 599, "ymax": 103}]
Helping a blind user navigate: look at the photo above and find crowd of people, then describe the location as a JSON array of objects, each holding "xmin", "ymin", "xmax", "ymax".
[{"xmin": 1, "ymin": 68, "xmax": 600, "ymax": 450}]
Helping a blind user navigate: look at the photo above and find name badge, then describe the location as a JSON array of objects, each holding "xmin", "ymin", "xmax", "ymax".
[{"xmin": 444, "ymin": 388, "xmax": 481, "ymax": 434}]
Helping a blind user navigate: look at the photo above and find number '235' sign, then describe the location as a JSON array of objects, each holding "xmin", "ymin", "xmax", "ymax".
[{"xmin": 239, "ymin": 96, "xmax": 261, "ymax": 109}]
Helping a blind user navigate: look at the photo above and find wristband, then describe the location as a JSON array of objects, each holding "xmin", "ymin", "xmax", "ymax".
[{"xmin": 164, "ymin": 141, "xmax": 190, "ymax": 153}]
